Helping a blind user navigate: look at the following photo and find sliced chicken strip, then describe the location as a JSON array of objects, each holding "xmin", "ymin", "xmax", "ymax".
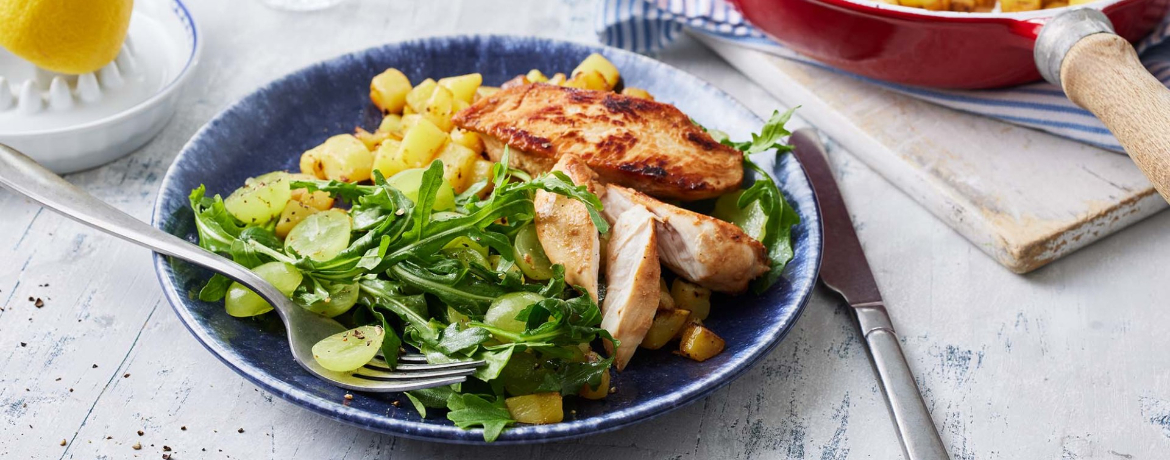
[
  {"xmin": 602, "ymin": 184, "xmax": 769, "ymax": 294},
  {"xmin": 534, "ymin": 155, "xmax": 604, "ymax": 302},
  {"xmin": 600, "ymin": 204, "xmax": 660, "ymax": 371}
]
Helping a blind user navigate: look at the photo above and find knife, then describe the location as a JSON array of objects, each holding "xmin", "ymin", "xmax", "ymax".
[{"xmin": 788, "ymin": 128, "xmax": 950, "ymax": 460}]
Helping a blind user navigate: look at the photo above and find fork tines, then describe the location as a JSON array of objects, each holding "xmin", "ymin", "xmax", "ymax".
[{"xmin": 342, "ymin": 354, "xmax": 484, "ymax": 392}]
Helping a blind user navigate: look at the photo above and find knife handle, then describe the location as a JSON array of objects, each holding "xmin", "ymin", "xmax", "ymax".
[{"xmin": 856, "ymin": 304, "xmax": 950, "ymax": 460}]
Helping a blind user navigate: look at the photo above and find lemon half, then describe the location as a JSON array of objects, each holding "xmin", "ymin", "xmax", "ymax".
[{"xmin": 0, "ymin": 0, "xmax": 134, "ymax": 75}]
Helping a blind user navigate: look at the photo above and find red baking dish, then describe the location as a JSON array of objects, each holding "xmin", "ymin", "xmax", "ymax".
[{"xmin": 730, "ymin": 0, "xmax": 1170, "ymax": 88}]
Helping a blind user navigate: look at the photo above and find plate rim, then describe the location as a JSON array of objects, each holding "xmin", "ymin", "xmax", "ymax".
[{"xmin": 150, "ymin": 33, "xmax": 824, "ymax": 445}]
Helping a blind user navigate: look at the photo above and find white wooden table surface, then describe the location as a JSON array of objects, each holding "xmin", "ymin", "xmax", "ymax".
[{"xmin": 3, "ymin": 1, "xmax": 1170, "ymax": 458}]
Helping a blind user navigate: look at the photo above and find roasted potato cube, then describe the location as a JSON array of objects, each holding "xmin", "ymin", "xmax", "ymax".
[
  {"xmin": 475, "ymin": 86, "xmax": 500, "ymax": 101},
  {"xmin": 641, "ymin": 308, "xmax": 690, "ymax": 350},
  {"xmin": 378, "ymin": 114, "xmax": 404, "ymax": 138},
  {"xmin": 287, "ymin": 173, "xmax": 334, "ymax": 211},
  {"xmin": 436, "ymin": 141, "xmax": 480, "ymax": 193},
  {"xmin": 471, "ymin": 159, "xmax": 494, "ymax": 182},
  {"xmin": 526, "ymin": 69, "xmax": 549, "ymax": 83},
  {"xmin": 578, "ymin": 368, "xmax": 611, "ymax": 400},
  {"xmin": 1042, "ymin": 0, "xmax": 1067, "ymax": 7},
  {"xmin": 564, "ymin": 70, "xmax": 608, "ymax": 91},
  {"xmin": 372, "ymin": 138, "xmax": 408, "ymax": 179},
  {"xmin": 398, "ymin": 118, "xmax": 448, "ymax": 168},
  {"xmin": 300, "ymin": 149, "xmax": 325, "ymax": 179},
  {"xmin": 658, "ymin": 277, "xmax": 674, "ymax": 310},
  {"xmin": 301, "ymin": 134, "xmax": 373, "ymax": 183},
  {"xmin": 405, "ymin": 78, "xmax": 437, "ymax": 114},
  {"xmin": 949, "ymin": 0, "xmax": 973, "ymax": 10},
  {"xmin": 548, "ymin": 73, "xmax": 567, "ymax": 86},
  {"xmin": 1068, "ymin": 0, "xmax": 1093, "ymax": 4},
  {"xmin": 621, "ymin": 87, "xmax": 654, "ymax": 100},
  {"xmin": 275, "ymin": 200, "xmax": 320, "ymax": 238},
  {"xmin": 369, "ymin": 68, "xmax": 412, "ymax": 113},
  {"xmin": 921, "ymin": 0, "xmax": 949, "ymax": 10},
  {"xmin": 469, "ymin": 159, "xmax": 496, "ymax": 197},
  {"xmin": 399, "ymin": 113, "xmax": 423, "ymax": 134},
  {"xmin": 573, "ymin": 53, "xmax": 620, "ymax": 88},
  {"xmin": 671, "ymin": 279, "xmax": 711, "ymax": 321},
  {"xmin": 450, "ymin": 128, "xmax": 485, "ymax": 154},
  {"xmin": 438, "ymin": 73, "xmax": 482, "ymax": 104},
  {"xmin": 505, "ymin": 393, "xmax": 563, "ymax": 424},
  {"xmin": 354, "ymin": 127, "xmax": 390, "ymax": 151},
  {"xmin": 453, "ymin": 98, "xmax": 469, "ymax": 115},
  {"xmin": 678, "ymin": 324, "xmax": 725, "ymax": 362},
  {"xmin": 1000, "ymin": 0, "xmax": 1040, "ymax": 10},
  {"xmin": 898, "ymin": 0, "xmax": 925, "ymax": 6},
  {"xmin": 422, "ymin": 85, "xmax": 455, "ymax": 132}
]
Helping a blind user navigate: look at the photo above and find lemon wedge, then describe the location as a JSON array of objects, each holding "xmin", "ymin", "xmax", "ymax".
[{"xmin": 0, "ymin": 0, "xmax": 134, "ymax": 75}]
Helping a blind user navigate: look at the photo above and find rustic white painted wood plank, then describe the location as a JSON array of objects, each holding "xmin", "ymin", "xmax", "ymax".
[
  {"xmin": 3, "ymin": 1, "xmax": 1170, "ymax": 459},
  {"xmin": 698, "ymin": 33, "xmax": 1168, "ymax": 274}
]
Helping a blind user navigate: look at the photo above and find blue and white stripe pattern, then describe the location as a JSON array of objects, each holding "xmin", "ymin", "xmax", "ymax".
[{"xmin": 598, "ymin": 0, "xmax": 1170, "ymax": 153}]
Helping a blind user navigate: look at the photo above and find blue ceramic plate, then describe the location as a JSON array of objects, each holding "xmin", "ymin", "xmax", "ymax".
[{"xmin": 151, "ymin": 35, "xmax": 822, "ymax": 444}]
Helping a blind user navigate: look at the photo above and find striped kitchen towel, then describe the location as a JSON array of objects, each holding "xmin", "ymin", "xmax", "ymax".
[{"xmin": 597, "ymin": 0, "xmax": 1170, "ymax": 153}]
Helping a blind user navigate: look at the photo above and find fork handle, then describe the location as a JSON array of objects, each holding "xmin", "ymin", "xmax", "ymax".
[{"xmin": 0, "ymin": 143, "xmax": 289, "ymax": 308}]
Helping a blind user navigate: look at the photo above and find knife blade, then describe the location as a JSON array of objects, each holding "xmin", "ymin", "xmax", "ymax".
[{"xmin": 788, "ymin": 128, "xmax": 950, "ymax": 460}]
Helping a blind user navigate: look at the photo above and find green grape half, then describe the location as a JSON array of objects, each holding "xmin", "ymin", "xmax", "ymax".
[
  {"xmin": 485, "ymin": 291, "xmax": 545, "ymax": 336},
  {"xmin": 224, "ymin": 262, "xmax": 303, "ymax": 317},
  {"xmin": 712, "ymin": 190, "xmax": 767, "ymax": 242},
  {"xmin": 386, "ymin": 168, "xmax": 455, "ymax": 211},
  {"xmin": 312, "ymin": 325, "xmax": 385, "ymax": 372},
  {"xmin": 284, "ymin": 209, "xmax": 352, "ymax": 262},
  {"xmin": 224, "ymin": 172, "xmax": 292, "ymax": 226},
  {"xmin": 302, "ymin": 282, "xmax": 360, "ymax": 318},
  {"xmin": 512, "ymin": 223, "xmax": 553, "ymax": 280}
]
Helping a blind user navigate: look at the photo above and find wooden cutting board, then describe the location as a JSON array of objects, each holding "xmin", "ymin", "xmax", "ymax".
[{"xmin": 697, "ymin": 33, "xmax": 1167, "ymax": 273}]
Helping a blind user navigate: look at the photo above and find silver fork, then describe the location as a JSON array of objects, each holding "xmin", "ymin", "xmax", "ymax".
[{"xmin": 0, "ymin": 144, "xmax": 482, "ymax": 393}]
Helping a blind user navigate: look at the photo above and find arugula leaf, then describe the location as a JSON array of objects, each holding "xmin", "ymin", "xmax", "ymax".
[
  {"xmin": 406, "ymin": 161, "xmax": 446, "ymax": 242},
  {"xmin": 389, "ymin": 260, "xmax": 505, "ymax": 318},
  {"xmin": 405, "ymin": 385, "xmax": 458, "ymax": 418},
  {"xmin": 705, "ymin": 107, "xmax": 803, "ymax": 292},
  {"xmin": 198, "ymin": 274, "xmax": 232, "ymax": 302},
  {"xmin": 232, "ymin": 227, "xmax": 281, "ymax": 268},
  {"xmin": 740, "ymin": 157, "xmax": 799, "ymax": 293},
  {"xmin": 558, "ymin": 355, "xmax": 614, "ymax": 396},
  {"xmin": 744, "ymin": 108, "xmax": 798, "ymax": 154},
  {"xmin": 505, "ymin": 171, "xmax": 609, "ymax": 234},
  {"xmin": 446, "ymin": 393, "xmax": 514, "ymax": 443},
  {"xmin": 434, "ymin": 322, "xmax": 491, "ymax": 356},
  {"xmin": 472, "ymin": 344, "xmax": 517, "ymax": 381},
  {"xmin": 708, "ymin": 107, "xmax": 798, "ymax": 155},
  {"xmin": 358, "ymin": 278, "xmax": 437, "ymax": 340},
  {"xmin": 366, "ymin": 306, "xmax": 403, "ymax": 369},
  {"xmin": 476, "ymin": 294, "xmax": 616, "ymax": 349},
  {"xmin": 188, "ymin": 185, "xmax": 245, "ymax": 254}
]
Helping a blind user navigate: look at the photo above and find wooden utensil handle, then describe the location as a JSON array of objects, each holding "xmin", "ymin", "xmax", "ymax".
[{"xmin": 1062, "ymin": 33, "xmax": 1170, "ymax": 201}]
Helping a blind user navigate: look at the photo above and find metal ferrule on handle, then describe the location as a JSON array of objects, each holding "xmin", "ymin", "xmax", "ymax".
[{"xmin": 1035, "ymin": 9, "xmax": 1170, "ymax": 201}]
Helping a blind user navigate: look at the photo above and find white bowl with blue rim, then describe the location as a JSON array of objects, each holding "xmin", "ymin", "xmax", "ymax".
[{"xmin": 0, "ymin": 0, "xmax": 201, "ymax": 174}]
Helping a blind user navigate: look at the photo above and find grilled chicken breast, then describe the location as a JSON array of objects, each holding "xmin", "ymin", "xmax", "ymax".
[
  {"xmin": 452, "ymin": 83, "xmax": 743, "ymax": 200},
  {"xmin": 601, "ymin": 204, "xmax": 661, "ymax": 371},
  {"xmin": 602, "ymin": 185, "xmax": 769, "ymax": 294},
  {"xmin": 534, "ymin": 155, "xmax": 604, "ymax": 302}
]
